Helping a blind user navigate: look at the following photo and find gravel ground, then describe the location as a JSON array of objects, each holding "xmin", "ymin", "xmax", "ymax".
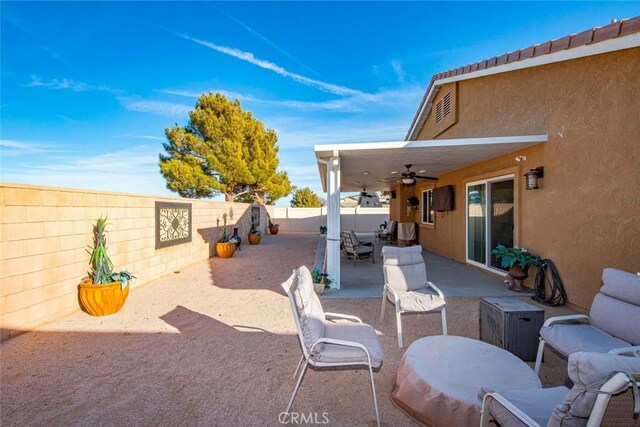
[{"xmin": 0, "ymin": 232, "xmax": 566, "ymax": 427}]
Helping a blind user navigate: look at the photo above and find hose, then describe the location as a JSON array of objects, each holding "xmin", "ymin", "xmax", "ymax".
[{"xmin": 532, "ymin": 259, "xmax": 567, "ymax": 307}]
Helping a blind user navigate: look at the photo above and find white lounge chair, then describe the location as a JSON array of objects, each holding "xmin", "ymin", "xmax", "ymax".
[
  {"xmin": 535, "ymin": 268, "xmax": 640, "ymax": 375},
  {"xmin": 380, "ymin": 245, "xmax": 447, "ymax": 347},
  {"xmin": 282, "ymin": 266, "xmax": 384, "ymax": 426},
  {"xmin": 481, "ymin": 351, "xmax": 640, "ymax": 427}
]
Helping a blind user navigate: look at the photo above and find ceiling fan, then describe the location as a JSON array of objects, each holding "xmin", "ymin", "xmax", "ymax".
[
  {"xmin": 398, "ymin": 164, "xmax": 438, "ymax": 185},
  {"xmin": 357, "ymin": 188, "xmax": 380, "ymax": 207}
]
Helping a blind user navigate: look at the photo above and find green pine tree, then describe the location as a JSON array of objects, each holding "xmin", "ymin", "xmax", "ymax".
[
  {"xmin": 291, "ymin": 187, "xmax": 323, "ymax": 208},
  {"xmin": 159, "ymin": 92, "xmax": 293, "ymax": 203}
]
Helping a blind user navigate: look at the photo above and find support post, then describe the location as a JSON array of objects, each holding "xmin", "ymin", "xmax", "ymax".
[{"xmin": 325, "ymin": 153, "xmax": 341, "ymax": 289}]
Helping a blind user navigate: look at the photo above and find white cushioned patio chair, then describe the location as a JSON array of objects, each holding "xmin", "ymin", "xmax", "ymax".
[
  {"xmin": 534, "ymin": 268, "xmax": 640, "ymax": 376},
  {"xmin": 340, "ymin": 231, "xmax": 375, "ymax": 264},
  {"xmin": 282, "ymin": 266, "xmax": 384, "ymax": 426},
  {"xmin": 481, "ymin": 351, "xmax": 640, "ymax": 427},
  {"xmin": 380, "ymin": 245, "xmax": 447, "ymax": 347},
  {"xmin": 375, "ymin": 220, "xmax": 396, "ymax": 244}
]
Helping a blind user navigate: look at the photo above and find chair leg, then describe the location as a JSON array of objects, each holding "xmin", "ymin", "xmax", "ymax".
[
  {"xmin": 534, "ymin": 339, "xmax": 546, "ymax": 376},
  {"xmin": 368, "ymin": 363, "xmax": 381, "ymax": 427},
  {"xmin": 292, "ymin": 355, "xmax": 305, "ymax": 379},
  {"xmin": 440, "ymin": 307, "xmax": 448, "ymax": 336},
  {"xmin": 396, "ymin": 307, "xmax": 403, "ymax": 348},
  {"xmin": 379, "ymin": 293, "xmax": 386, "ymax": 322},
  {"xmin": 286, "ymin": 360, "xmax": 308, "ymax": 415}
]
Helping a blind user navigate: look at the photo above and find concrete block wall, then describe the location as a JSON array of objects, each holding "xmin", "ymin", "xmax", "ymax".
[{"xmin": 0, "ymin": 183, "xmax": 266, "ymax": 341}]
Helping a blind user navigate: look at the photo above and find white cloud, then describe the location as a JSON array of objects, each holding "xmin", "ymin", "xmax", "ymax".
[
  {"xmin": 1, "ymin": 145, "xmax": 172, "ymax": 196},
  {"xmin": 391, "ymin": 60, "xmax": 406, "ymax": 83},
  {"xmin": 24, "ymin": 76, "xmax": 121, "ymax": 94},
  {"xmin": 179, "ymin": 34, "xmax": 363, "ymax": 97},
  {"xmin": 119, "ymin": 98, "xmax": 192, "ymax": 117}
]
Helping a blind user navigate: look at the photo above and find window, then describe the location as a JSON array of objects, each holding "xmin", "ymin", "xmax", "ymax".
[{"xmin": 421, "ymin": 189, "xmax": 434, "ymax": 225}]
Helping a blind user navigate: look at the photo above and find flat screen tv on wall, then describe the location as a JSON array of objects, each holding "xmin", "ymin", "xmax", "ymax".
[{"xmin": 433, "ymin": 185, "xmax": 454, "ymax": 212}]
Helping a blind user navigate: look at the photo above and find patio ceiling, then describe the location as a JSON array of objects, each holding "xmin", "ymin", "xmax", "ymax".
[{"xmin": 315, "ymin": 134, "xmax": 548, "ymax": 192}]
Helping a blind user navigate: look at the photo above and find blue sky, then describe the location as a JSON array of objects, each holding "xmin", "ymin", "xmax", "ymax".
[{"xmin": 2, "ymin": 2, "xmax": 639, "ymax": 205}]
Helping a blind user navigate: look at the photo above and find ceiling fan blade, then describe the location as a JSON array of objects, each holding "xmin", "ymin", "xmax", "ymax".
[{"xmin": 414, "ymin": 175, "xmax": 439, "ymax": 181}]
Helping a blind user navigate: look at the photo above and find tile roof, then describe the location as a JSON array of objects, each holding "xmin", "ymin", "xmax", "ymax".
[{"xmin": 406, "ymin": 16, "xmax": 640, "ymax": 140}]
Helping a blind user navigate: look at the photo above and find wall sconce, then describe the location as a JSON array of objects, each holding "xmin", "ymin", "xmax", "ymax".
[{"xmin": 524, "ymin": 167, "xmax": 544, "ymax": 190}]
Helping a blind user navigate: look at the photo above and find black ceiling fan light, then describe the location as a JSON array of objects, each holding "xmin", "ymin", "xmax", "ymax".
[{"xmin": 400, "ymin": 164, "xmax": 438, "ymax": 184}]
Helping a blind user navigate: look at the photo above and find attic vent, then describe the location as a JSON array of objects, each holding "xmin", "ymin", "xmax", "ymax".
[
  {"xmin": 435, "ymin": 92, "xmax": 452, "ymax": 124},
  {"xmin": 435, "ymin": 100, "xmax": 443, "ymax": 123},
  {"xmin": 443, "ymin": 92, "xmax": 451, "ymax": 117}
]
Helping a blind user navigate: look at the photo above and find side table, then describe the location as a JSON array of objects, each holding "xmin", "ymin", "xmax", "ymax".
[{"xmin": 480, "ymin": 297, "xmax": 544, "ymax": 361}]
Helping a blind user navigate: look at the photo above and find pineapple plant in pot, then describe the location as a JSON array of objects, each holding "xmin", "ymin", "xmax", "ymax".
[
  {"xmin": 268, "ymin": 219, "xmax": 280, "ymax": 235},
  {"xmin": 78, "ymin": 216, "xmax": 134, "ymax": 316},
  {"xmin": 216, "ymin": 209, "xmax": 236, "ymax": 258}
]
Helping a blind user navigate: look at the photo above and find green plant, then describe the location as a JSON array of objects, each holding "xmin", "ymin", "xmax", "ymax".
[
  {"xmin": 250, "ymin": 219, "xmax": 261, "ymax": 235},
  {"xmin": 217, "ymin": 208, "xmax": 234, "ymax": 242},
  {"xmin": 319, "ymin": 225, "xmax": 327, "ymax": 234},
  {"xmin": 268, "ymin": 218, "xmax": 279, "ymax": 228},
  {"xmin": 491, "ymin": 245, "xmax": 543, "ymax": 269},
  {"xmin": 86, "ymin": 216, "xmax": 134, "ymax": 289},
  {"xmin": 311, "ymin": 268, "xmax": 332, "ymax": 287}
]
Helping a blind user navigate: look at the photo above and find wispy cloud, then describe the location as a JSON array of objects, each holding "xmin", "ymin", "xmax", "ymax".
[
  {"xmin": 217, "ymin": 8, "xmax": 320, "ymax": 77},
  {"xmin": 116, "ymin": 133, "xmax": 165, "ymax": 141},
  {"xmin": 178, "ymin": 33, "xmax": 363, "ymax": 97},
  {"xmin": 160, "ymin": 85, "xmax": 423, "ymax": 113},
  {"xmin": 119, "ymin": 98, "xmax": 192, "ymax": 117},
  {"xmin": 24, "ymin": 75, "xmax": 122, "ymax": 94},
  {"xmin": 0, "ymin": 139, "xmax": 68, "ymax": 154},
  {"xmin": 1, "ymin": 145, "xmax": 171, "ymax": 196},
  {"xmin": 391, "ymin": 60, "xmax": 406, "ymax": 83}
]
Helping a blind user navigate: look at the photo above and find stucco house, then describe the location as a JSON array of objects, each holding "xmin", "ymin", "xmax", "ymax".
[{"xmin": 315, "ymin": 17, "xmax": 639, "ymax": 311}]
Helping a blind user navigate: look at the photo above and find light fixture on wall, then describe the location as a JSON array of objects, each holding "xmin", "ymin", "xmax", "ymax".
[{"xmin": 524, "ymin": 167, "xmax": 544, "ymax": 190}]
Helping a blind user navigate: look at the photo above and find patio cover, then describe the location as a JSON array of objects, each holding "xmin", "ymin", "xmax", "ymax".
[{"xmin": 314, "ymin": 134, "xmax": 548, "ymax": 288}]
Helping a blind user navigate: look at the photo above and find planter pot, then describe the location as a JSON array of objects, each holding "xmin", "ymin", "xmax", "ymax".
[
  {"xmin": 78, "ymin": 278, "xmax": 129, "ymax": 316},
  {"xmin": 248, "ymin": 233, "xmax": 262, "ymax": 245},
  {"xmin": 216, "ymin": 242, "xmax": 236, "ymax": 258},
  {"xmin": 505, "ymin": 264, "xmax": 530, "ymax": 292},
  {"xmin": 269, "ymin": 226, "xmax": 279, "ymax": 235},
  {"xmin": 313, "ymin": 282, "xmax": 325, "ymax": 295}
]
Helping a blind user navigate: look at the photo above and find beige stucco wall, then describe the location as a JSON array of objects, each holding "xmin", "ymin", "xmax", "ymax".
[
  {"xmin": 399, "ymin": 47, "xmax": 640, "ymax": 310},
  {"xmin": 0, "ymin": 183, "xmax": 267, "ymax": 340}
]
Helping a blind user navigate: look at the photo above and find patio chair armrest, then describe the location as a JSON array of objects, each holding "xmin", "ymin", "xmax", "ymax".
[
  {"xmin": 481, "ymin": 392, "xmax": 539, "ymax": 427},
  {"xmin": 324, "ymin": 312, "xmax": 363, "ymax": 323},
  {"xmin": 310, "ymin": 337, "xmax": 373, "ymax": 365},
  {"xmin": 608, "ymin": 345, "xmax": 640, "ymax": 356},
  {"xmin": 426, "ymin": 281, "xmax": 445, "ymax": 299},
  {"xmin": 360, "ymin": 241, "xmax": 374, "ymax": 248},
  {"xmin": 383, "ymin": 283, "xmax": 401, "ymax": 303},
  {"xmin": 542, "ymin": 314, "xmax": 591, "ymax": 328}
]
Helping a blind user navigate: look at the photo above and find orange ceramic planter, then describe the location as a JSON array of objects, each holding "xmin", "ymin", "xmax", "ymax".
[
  {"xmin": 216, "ymin": 242, "xmax": 236, "ymax": 258},
  {"xmin": 269, "ymin": 226, "xmax": 279, "ymax": 235},
  {"xmin": 78, "ymin": 278, "xmax": 129, "ymax": 316},
  {"xmin": 248, "ymin": 233, "xmax": 262, "ymax": 245}
]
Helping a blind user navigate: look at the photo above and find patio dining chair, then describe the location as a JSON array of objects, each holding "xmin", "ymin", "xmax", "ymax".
[
  {"xmin": 480, "ymin": 351, "xmax": 640, "ymax": 427},
  {"xmin": 281, "ymin": 266, "xmax": 384, "ymax": 426},
  {"xmin": 534, "ymin": 268, "xmax": 640, "ymax": 376},
  {"xmin": 340, "ymin": 231, "xmax": 375, "ymax": 264},
  {"xmin": 380, "ymin": 245, "xmax": 447, "ymax": 347}
]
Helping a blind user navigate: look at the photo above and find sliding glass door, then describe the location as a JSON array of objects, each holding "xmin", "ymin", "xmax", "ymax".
[{"xmin": 466, "ymin": 175, "xmax": 514, "ymax": 271}]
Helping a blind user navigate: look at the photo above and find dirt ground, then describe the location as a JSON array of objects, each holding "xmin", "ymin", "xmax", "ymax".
[{"xmin": 0, "ymin": 233, "xmax": 566, "ymax": 427}]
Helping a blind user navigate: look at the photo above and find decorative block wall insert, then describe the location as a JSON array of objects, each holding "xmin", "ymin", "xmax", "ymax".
[{"xmin": 155, "ymin": 201, "xmax": 192, "ymax": 249}]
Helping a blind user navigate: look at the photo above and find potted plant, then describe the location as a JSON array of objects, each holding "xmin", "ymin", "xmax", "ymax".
[
  {"xmin": 216, "ymin": 209, "xmax": 236, "ymax": 258},
  {"xmin": 319, "ymin": 225, "xmax": 327, "ymax": 235},
  {"xmin": 248, "ymin": 220, "xmax": 262, "ymax": 245},
  {"xmin": 78, "ymin": 216, "xmax": 134, "ymax": 316},
  {"xmin": 268, "ymin": 219, "xmax": 280, "ymax": 235},
  {"xmin": 491, "ymin": 244, "xmax": 543, "ymax": 292},
  {"xmin": 311, "ymin": 268, "xmax": 332, "ymax": 295}
]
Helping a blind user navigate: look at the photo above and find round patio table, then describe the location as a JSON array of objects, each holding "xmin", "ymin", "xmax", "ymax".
[{"xmin": 392, "ymin": 335, "xmax": 542, "ymax": 427}]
